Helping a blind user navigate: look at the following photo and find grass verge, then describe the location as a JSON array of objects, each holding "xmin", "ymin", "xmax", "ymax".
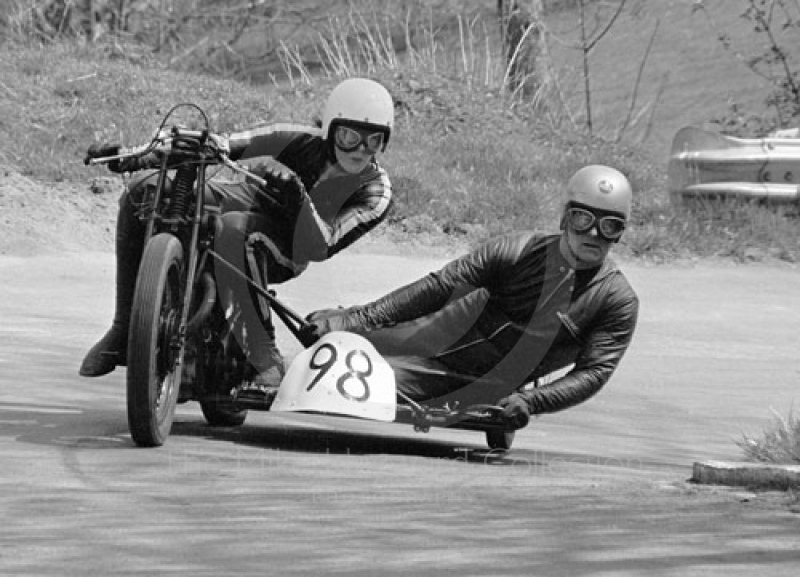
[
  {"xmin": 0, "ymin": 9, "xmax": 798, "ymax": 264},
  {"xmin": 739, "ymin": 408, "xmax": 800, "ymax": 465}
]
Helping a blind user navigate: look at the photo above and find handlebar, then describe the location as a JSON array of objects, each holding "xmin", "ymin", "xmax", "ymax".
[
  {"xmin": 84, "ymin": 126, "xmax": 209, "ymax": 165},
  {"xmin": 85, "ymin": 142, "xmax": 121, "ymax": 160},
  {"xmin": 84, "ymin": 125, "xmax": 267, "ymax": 188}
]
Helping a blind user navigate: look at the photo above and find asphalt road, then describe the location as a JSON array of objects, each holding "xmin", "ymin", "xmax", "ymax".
[{"xmin": 1, "ymin": 251, "xmax": 799, "ymax": 576}]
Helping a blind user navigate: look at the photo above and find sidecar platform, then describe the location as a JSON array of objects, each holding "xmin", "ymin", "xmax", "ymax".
[
  {"xmin": 195, "ymin": 329, "xmax": 520, "ymax": 451},
  {"xmin": 202, "ymin": 393, "xmax": 517, "ymax": 451},
  {"xmin": 219, "ymin": 392, "xmax": 512, "ymax": 433},
  {"xmin": 394, "ymin": 402, "xmax": 517, "ymax": 451}
]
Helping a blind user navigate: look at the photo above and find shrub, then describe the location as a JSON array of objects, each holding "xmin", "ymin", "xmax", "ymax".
[{"xmin": 738, "ymin": 407, "xmax": 800, "ymax": 465}]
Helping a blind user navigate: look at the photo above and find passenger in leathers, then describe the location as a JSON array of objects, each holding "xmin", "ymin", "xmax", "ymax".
[
  {"xmin": 306, "ymin": 165, "xmax": 639, "ymax": 430},
  {"xmin": 80, "ymin": 78, "xmax": 395, "ymax": 404}
]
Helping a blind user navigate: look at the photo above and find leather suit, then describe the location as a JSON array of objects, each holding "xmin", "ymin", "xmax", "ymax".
[{"xmin": 335, "ymin": 231, "xmax": 639, "ymax": 413}]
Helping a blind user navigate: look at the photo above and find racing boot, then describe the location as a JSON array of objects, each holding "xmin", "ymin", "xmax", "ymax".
[
  {"xmin": 79, "ymin": 189, "xmax": 145, "ymax": 377},
  {"xmin": 235, "ymin": 264, "xmax": 285, "ymax": 406},
  {"xmin": 234, "ymin": 326, "xmax": 286, "ymax": 408}
]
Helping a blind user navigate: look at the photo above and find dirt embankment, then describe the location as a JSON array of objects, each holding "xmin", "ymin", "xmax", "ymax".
[
  {"xmin": 0, "ymin": 166, "xmax": 474, "ymax": 260},
  {"xmin": 0, "ymin": 167, "xmax": 119, "ymax": 256}
]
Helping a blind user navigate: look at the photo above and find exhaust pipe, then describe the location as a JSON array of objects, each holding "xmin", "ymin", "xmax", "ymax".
[{"xmin": 187, "ymin": 271, "xmax": 216, "ymax": 332}]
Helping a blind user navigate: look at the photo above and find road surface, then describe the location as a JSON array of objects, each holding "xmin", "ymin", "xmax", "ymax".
[{"xmin": 1, "ymin": 251, "xmax": 798, "ymax": 576}]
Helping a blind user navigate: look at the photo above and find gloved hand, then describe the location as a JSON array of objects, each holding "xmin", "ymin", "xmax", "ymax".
[
  {"xmin": 304, "ymin": 307, "xmax": 357, "ymax": 341},
  {"xmin": 497, "ymin": 392, "xmax": 531, "ymax": 430},
  {"xmin": 85, "ymin": 143, "xmax": 157, "ymax": 173},
  {"xmin": 84, "ymin": 142, "xmax": 119, "ymax": 165},
  {"xmin": 109, "ymin": 152, "xmax": 159, "ymax": 174},
  {"xmin": 208, "ymin": 132, "xmax": 230, "ymax": 156},
  {"xmin": 251, "ymin": 157, "xmax": 306, "ymax": 210}
]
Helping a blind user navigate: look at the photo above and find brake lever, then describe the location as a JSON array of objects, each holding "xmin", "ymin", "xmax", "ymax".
[{"xmin": 218, "ymin": 155, "xmax": 268, "ymax": 188}]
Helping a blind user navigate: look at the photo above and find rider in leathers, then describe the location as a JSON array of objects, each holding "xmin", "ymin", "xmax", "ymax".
[
  {"xmin": 306, "ymin": 165, "xmax": 639, "ymax": 430},
  {"xmin": 80, "ymin": 78, "xmax": 394, "ymax": 403}
]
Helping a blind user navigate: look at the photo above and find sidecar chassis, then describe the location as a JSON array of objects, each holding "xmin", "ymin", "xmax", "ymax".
[{"xmin": 201, "ymin": 242, "xmax": 519, "ymax": 450}]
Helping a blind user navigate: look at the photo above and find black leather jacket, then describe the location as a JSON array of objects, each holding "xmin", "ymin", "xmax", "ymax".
[
  {"xmin": 343, "ymin": 231, "xmax": 639, "ymax": 414},
  {"xmin": 211, "ymin": 123, "xmax": 392, "ymax": 282}
]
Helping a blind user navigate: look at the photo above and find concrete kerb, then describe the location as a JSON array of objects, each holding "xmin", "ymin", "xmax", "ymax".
[{"xmin": 692, "ymin": 460, "xmax": 800, "ymax": 491}]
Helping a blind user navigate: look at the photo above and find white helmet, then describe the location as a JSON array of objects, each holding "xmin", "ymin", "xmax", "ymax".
[
  {"xmin": 566, "ymin": 165, "xmax": 632, "ymax": 218},
  {"xmin": 321, "ymin": 78, "xmax": 394, "ymax": 147}
]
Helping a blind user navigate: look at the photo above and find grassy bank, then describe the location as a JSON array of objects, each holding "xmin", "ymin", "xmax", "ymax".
[{"xmin": 0, "ymin": 33, "xmax": 797, "ymax": 263}]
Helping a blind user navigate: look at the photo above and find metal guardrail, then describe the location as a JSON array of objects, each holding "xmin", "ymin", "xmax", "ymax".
[{"xmin": 668, "ymin": 126, "xmax": 800, "ymax": 204}]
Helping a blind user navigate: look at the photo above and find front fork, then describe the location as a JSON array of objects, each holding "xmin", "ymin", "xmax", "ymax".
[{"xmin": 143, "ymin": 161, "xmax": 208, "ymax": 401}]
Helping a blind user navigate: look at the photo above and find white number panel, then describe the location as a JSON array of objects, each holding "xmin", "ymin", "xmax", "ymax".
[{"xmin": 271, "ymin": 332, "xmax": 397, "ymax": 421}]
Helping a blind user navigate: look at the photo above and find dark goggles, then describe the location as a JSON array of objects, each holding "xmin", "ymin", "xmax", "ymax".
[
  {"xmin": 333, "ymin": 125, "xmax": 385, "ymax": 154},
  {"xmin": 565, "ymin": 206, "xmax": 627, "ymax": 241}
]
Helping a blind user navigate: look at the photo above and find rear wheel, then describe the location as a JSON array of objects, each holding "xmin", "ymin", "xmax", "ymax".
[
  {"xmin": 201, "ymin": 399, "xmax": 247, "ymax": 427},
  {"xmin": 486, "ymin": 429, "xmax": 515, "ymax": 451},
  {"xmin": 127, "ymin": 233, "xmax": 184, "ymax": 447},
  {"xmin": 197, "ymin": 308, "xmax": 248, "ymax": 427}
]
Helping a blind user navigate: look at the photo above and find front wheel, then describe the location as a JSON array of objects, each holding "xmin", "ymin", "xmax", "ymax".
[{"xmin": 127, "ymin": 233, "xmax": 185, "ymax": 447}]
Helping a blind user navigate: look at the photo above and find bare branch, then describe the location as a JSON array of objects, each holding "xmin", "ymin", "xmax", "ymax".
[
  {"xmin": 616, "ymin": 17, "xmax": 660, "ymax": 141},
  {"xmin": 585, "ymin": 0, "xmax": 628, "ymax": 53}
]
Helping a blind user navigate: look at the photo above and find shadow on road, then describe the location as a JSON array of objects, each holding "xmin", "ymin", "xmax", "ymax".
[
  {"xmin": 170, "ymin": 413, "xmax": 689, "ymax": 477},
  {"xmin": 170, "ymin": 416, "xmax": 520, "ymax": 465},
  {"xmin": 2, "ymin": 400, "xmax": 683, "ymax": 477},
  {"xmin": 0, "ymin": 401, "xmax": 131, "ymax": 449}
]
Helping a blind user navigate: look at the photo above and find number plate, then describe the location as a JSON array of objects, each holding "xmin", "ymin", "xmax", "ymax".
[{"xmin": 271, "ymin": 332, "xmax": 397, "ymax": 421}]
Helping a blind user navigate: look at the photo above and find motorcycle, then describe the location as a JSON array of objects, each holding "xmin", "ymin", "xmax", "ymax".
[{"xmin": 86, "ymin": 104, "xmax": 517, "ymax": 451}]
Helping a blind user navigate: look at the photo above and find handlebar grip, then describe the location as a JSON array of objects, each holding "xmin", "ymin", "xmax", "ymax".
[{"xmin": 84, "ymin": 142, "xmax": 120, "ymax": 165}]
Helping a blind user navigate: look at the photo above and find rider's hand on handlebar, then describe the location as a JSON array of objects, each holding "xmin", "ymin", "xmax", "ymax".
[
  {"xmin": 109, "ymin": 152, "xmax": 160, "ymax": 174},
  {"xmin": 85, "ymin": 142, "xmax": 120, "ymax": 164},
  {"xmin": 497, "ymin": 393, "xmax": 531, "ymax": 430},
  {"xmin": 251, "ymin": 158, "xmax": 306, "ymax": 210},
  {"xmin": 85, "ymin": 142, "xmax": 158, "ymax": 173},
  {"xmin": 208, "ymin": 133, "xmax": 230, "ymax": 156}
]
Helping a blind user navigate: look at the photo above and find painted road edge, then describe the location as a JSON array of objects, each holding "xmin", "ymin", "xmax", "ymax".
[{"xmin": 693, "ymin": 461, "xmax": 800, "ymax": 490}]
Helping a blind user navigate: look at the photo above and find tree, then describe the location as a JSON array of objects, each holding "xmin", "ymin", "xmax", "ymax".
[
  {"xmin": 497, "ymin": 0, "xmax": 549, "ymax": 98},
  {"xmin": 497, "ymin": 0, "xmax": 635, "ymax": 135},
  {"xmin": 573, "ymin": 0, "xmax": 627, "ymax": 134},
  {"xmin": 694, "ymin": 0, "xmax": 800, "ymax": 133}
]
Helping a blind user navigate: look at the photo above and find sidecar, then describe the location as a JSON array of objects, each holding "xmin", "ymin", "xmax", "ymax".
[
  {"xmin": 250, "ymin": 331, "xmax": 519, "ymax": 451},
  {"xmin": 167, "ymin": 231, "xmax": 518, "ymax": 451}
]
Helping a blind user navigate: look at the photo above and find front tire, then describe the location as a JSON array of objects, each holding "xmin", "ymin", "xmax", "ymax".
[{"xmin": 127, "ymin": 233, "xmax": 184, "ymax": 447}]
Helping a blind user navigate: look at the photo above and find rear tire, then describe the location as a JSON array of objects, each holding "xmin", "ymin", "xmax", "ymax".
[
  {"xmin": 197, "ymin": 310, "xmax": 248, "ymax": 427},
  {"xmin": 486, "ymin": 430, "xmax": 515, "ymax": 451},
  {"xmin": 201, "ymin": 399, "xmax": 247, "ymax": 427},
  {"xmin": 127, "ymin": 233, "xmax": 184, "ymax": 447}
]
